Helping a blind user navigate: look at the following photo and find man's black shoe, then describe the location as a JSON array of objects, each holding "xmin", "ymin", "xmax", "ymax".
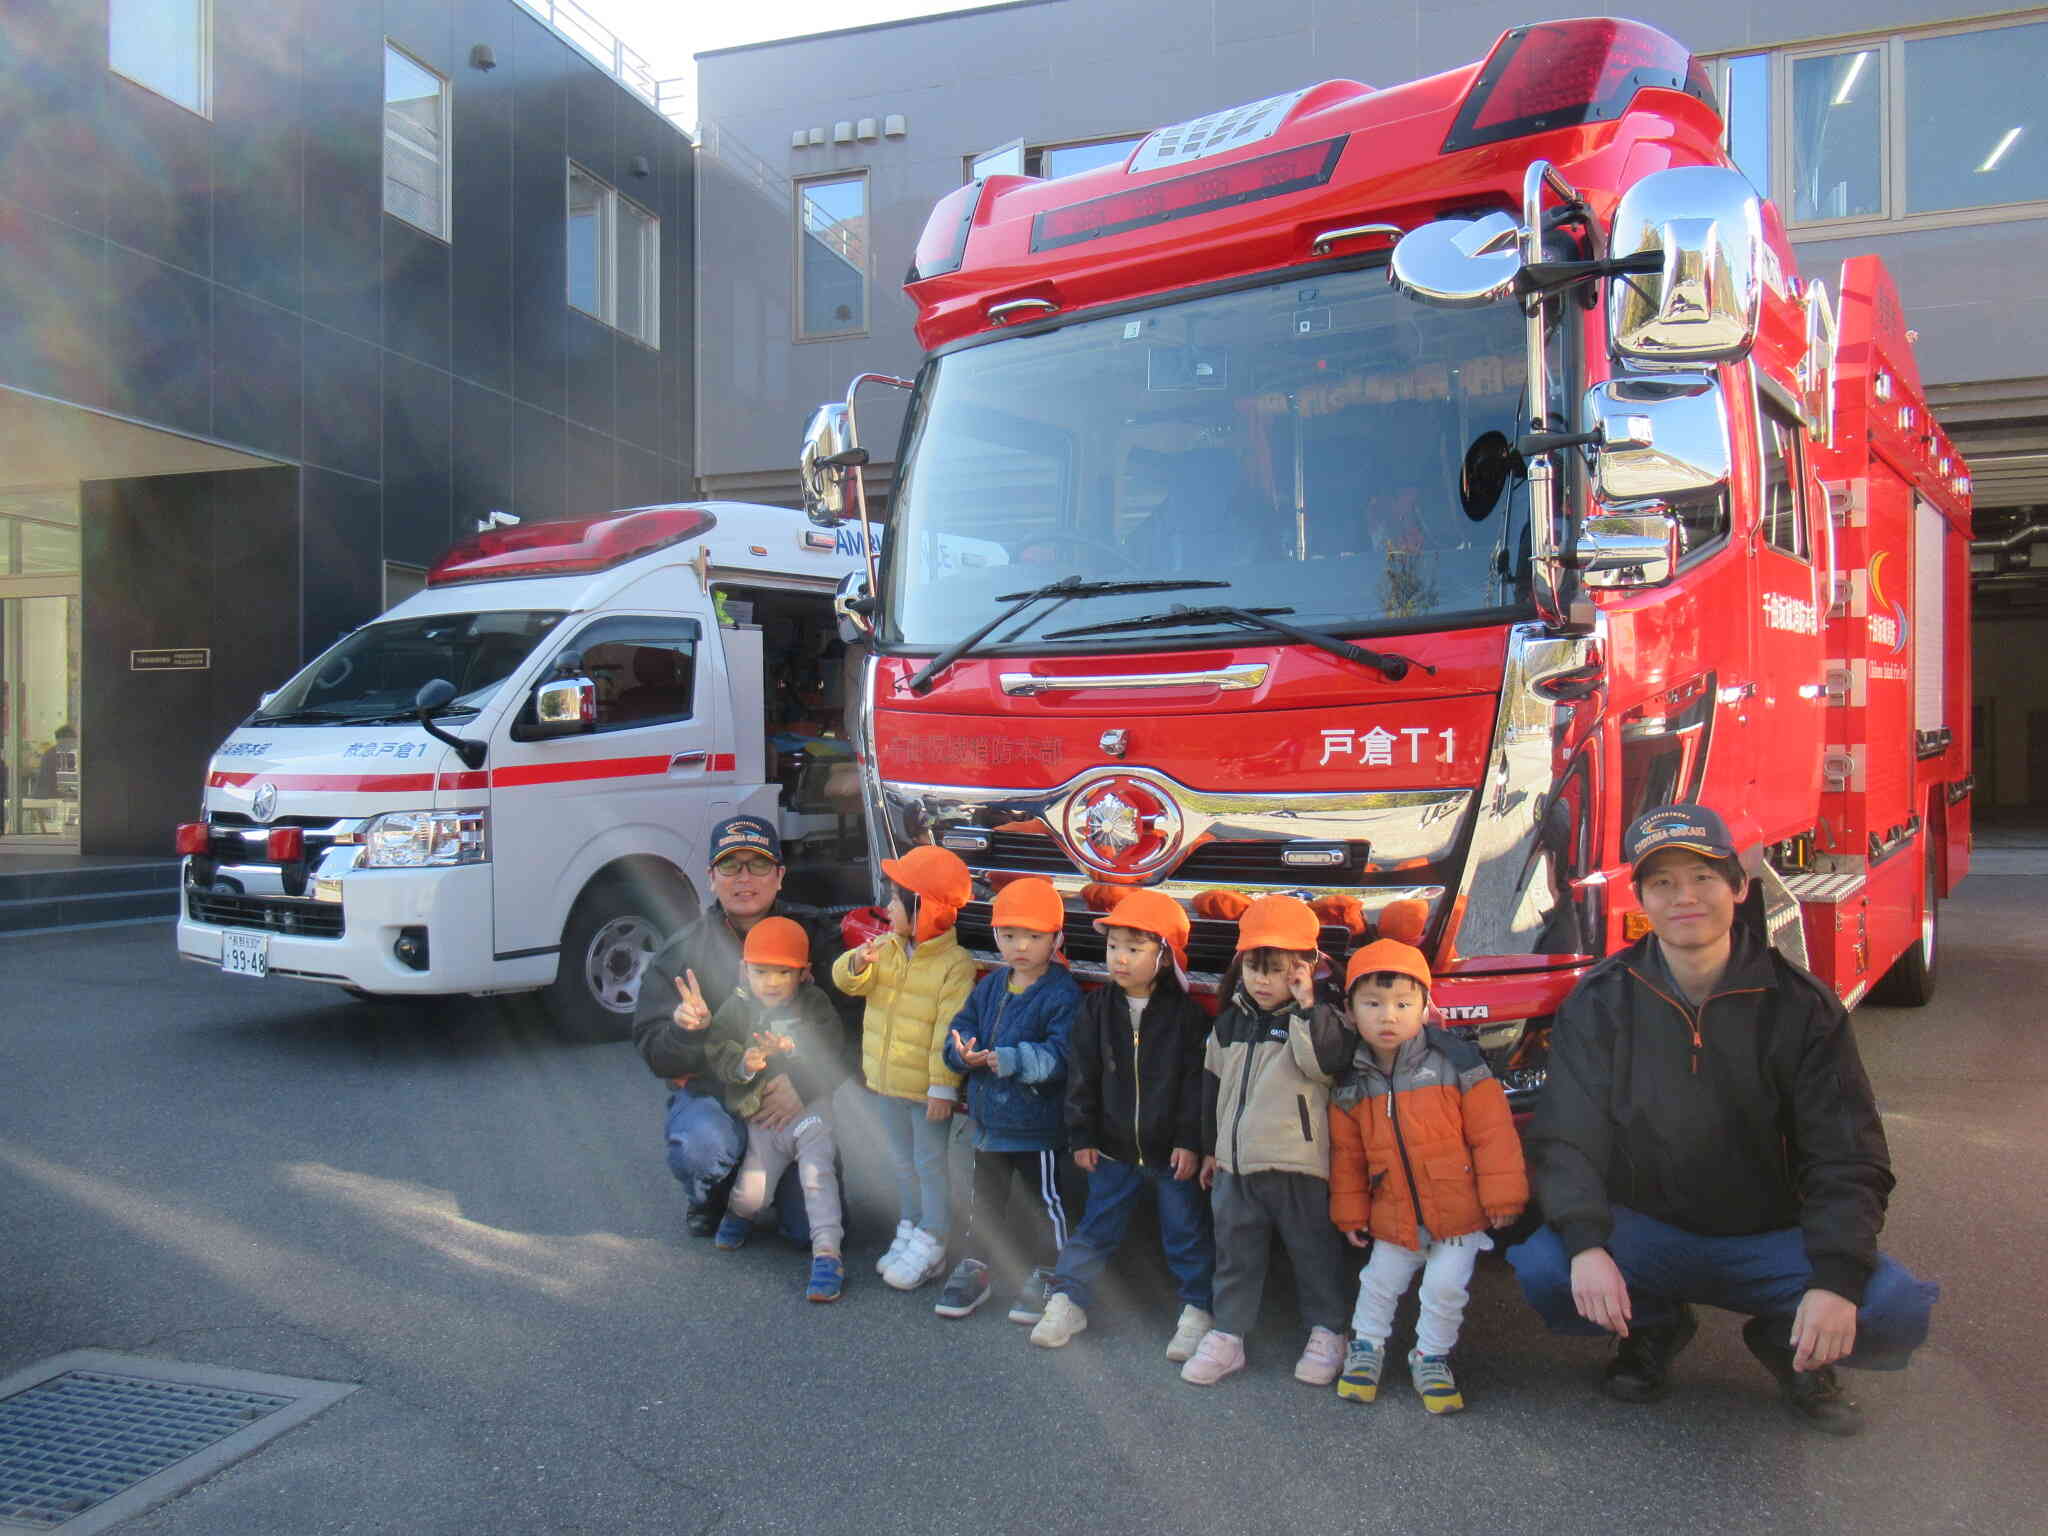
[
  {"xmin": 1601, "ymin": 1304, "xmax": 1699, "ymax": 1403},
  {"xmin": 685, "ymin": 1205, "xmax": 719, "ymax": 1238},
  {"xmin": 1741, "ymin": 1316, "xmax": 1865, "ymax": 1436}
]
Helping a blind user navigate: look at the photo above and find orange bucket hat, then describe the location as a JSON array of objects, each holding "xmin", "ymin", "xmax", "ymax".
[
  {"xmin": 742, "ymin": 915, "xmax": 810, "ymax": 971},
  {"xmin": 991, "ymin": 876, "xmax": 1065, "ymax": 934},
  {"xmin": 880, "ymin": 844, "xmax": 972, "ymax": 942},
  {"xmin": 1093, "ymin": 888, "xmax": 1190, "ymax": 971},
  {"xmin": 1345, "ymin": 938, "xmax": 1433, "ymax": 997},
  {"xmin": 1234, "ymin": 893, "xmax": 1321, "ymax": 954}
]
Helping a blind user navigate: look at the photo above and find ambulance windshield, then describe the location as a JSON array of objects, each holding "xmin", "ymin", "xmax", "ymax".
[
  {"xmin": 251, "ymin": 611, "xmax": 566, "ymax": 725},
  {"xmin": 883, "ymin": 264, "xmax": 1545, "ymax": 651}
]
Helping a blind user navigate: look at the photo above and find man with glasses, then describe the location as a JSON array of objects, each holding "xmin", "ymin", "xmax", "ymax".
[{"xmin": 633, "ymin": 815, "xmax": 852, "ymax": 1239}]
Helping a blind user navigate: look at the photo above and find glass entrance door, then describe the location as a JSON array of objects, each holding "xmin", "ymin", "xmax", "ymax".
[{"xmin": 1, "ymin": 492, "xmax": 83, "ymax": 844}]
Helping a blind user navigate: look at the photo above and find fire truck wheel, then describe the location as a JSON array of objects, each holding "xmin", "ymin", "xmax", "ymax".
[
  {"xmin": 544, "ymin": 881, "xmax": 671, "ymax": 1042},
  {"xmin": 1870, "ymin": 856, "xmax": 1939, "ymax": 1008}
]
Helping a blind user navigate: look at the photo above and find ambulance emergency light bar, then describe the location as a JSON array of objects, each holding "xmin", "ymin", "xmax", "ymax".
[
  {"xmin": 1028, "ymin": 136, "xmax": 1346, "ymax": 253},
  {"xmin": 1441, "ymin": 18, "xmax": 1716, "ymax": 154},
  {"xmin": 427, "ymin": 506, "xmax": 718, "ymax": 587}
]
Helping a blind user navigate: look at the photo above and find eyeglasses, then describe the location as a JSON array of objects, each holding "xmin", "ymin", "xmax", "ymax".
[{"xmin": 715, "ymin": 856, "xmax": 779, "ymax": 878}]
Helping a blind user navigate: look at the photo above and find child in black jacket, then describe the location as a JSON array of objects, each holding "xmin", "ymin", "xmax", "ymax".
[{"xmin": 1029, "ymin": 890, "xmax": 1216, "ymax": 1363}]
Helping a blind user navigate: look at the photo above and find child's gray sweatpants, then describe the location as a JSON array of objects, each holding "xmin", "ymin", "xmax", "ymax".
[
  {"xmin": 730, "ymin": 1106, "xmax": 842, "ymax": 1251},
  {"xmin": 1210, "ymin": 1168, "xmax": 1351, "ymax": 1337}
]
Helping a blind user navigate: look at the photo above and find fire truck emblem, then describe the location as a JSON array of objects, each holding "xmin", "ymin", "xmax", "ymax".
[
  {"xmin": 1063, "ymin": 775, "xmax": 1183, "ymax": 875},
  {"xmin": 250, "ymin": 782, "xmax": 279, "ymax": 824}
]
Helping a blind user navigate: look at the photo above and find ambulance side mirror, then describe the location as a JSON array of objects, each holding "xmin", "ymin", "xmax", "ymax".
[
  {"xmin": 1607, "ymin": 166, "xmax": 1765, "ymax": 368},
  {"xmin": 800, "ymin": 402, "xmax": 864, "ymax": 527},
  {"xmin": 529, "ymin": 652, "xmax": 597, "ymax": 738}
]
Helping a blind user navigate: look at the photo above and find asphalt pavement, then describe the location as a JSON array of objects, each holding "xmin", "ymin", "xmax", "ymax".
[{"xmin": 4, "ymin": 862, "xmax": 2046, "ymax": 1535}]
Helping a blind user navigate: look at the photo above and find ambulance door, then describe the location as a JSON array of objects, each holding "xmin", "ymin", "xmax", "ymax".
[
  {"xmin": 1749, "ymin": 393, "xmax": 1827, "ymax": 833},
  {"xmin": 489, "ymin": 613, "xmax": 720, "ymax": 959}
]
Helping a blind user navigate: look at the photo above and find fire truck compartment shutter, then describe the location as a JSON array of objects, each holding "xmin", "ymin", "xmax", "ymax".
[{"xmin": 1607, "ymin": 167, "xmax": 1764, "ymax": 368}]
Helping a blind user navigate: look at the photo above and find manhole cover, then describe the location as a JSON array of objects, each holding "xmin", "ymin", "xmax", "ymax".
[{"xmin": 0, "ymin": 1352, "xmax": 355, "ymax": 1534}]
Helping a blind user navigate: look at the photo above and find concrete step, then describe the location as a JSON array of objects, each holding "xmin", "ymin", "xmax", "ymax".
[
  {"xmin": 0, "ymin": 886, "xmax": 179, "ymax": 934},
  {"xmin": 0, "ymin": 861, "xmax": 181, "ymax": 902}
]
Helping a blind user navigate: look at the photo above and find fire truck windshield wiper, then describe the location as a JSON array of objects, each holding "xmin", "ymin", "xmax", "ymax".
[
  {"xmin": 904, "ymin": 576, "xmax": 1229, "ymax": 694},
  {"xmin": 1045, "ymin": 604, "xmax": 1431, "ymax": 682}
]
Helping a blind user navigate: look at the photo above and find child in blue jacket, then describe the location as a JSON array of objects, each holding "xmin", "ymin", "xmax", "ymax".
[{"xmin": 935, "ymin": 878, "xmax": 1085, "ymax": 1324}]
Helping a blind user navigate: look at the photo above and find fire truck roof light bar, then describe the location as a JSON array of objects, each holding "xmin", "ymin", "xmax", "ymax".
[
  {"xmin": 1442, "ymin": 19, "xmax": 1715, "ymax": 156},
  {"xmin": 1029, "ymin": 136, "xmax": 1347, "ymax": 254},
  {"xmin": 906, "ymin": 177, "xmax": 987, "ymax": 285},
  {"xmin": 427, "ymin": 506, "xmax": 717, "ymax": 587}
]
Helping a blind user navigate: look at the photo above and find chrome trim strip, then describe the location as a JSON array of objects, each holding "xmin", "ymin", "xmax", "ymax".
[{"xmin": 997, "ymin": 663, "xmax": 1270, "ymax": 696}]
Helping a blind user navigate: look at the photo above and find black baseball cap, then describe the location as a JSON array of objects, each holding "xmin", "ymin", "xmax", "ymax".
[
  {"xmin": 1625, "ymin": 803, "xmax": 1737, "ymax": 874},
  {"xmin": 709, "ymin": 814, "xmax": 781, "ymax": 867}
]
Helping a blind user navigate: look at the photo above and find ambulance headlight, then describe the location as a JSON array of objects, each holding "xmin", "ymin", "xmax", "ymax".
[{"xmin": 360, "ymin": 809, "xmax": 490, "ymax": 867}]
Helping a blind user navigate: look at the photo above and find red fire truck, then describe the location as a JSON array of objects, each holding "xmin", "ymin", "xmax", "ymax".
[{"xmin": 799, "ymin": 18, "xmax": 1973, "ymax": 1102}]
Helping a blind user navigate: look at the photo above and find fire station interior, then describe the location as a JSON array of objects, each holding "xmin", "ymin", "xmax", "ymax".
[
  {"xmin": 711, "ymin": 578, "xmax": 868, "ymax": 899},
  {"xmin": 1947, "ymin": 382, "xmax": 2048, "ymax": 822}
]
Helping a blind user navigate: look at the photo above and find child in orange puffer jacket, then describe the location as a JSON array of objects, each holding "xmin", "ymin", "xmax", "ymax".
[{"xmin": 1327, "ymin": 927, "xmax": 1527, "ymax": 1415}]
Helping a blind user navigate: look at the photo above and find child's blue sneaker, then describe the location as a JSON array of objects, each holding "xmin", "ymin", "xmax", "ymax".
[
  {"xmin": 807, "ymin": 1253, "xmax": 845, "ymax": 1303},
  {"xmin": 713, "ymin": 1213, "xmax": 751, "ymax": 1251}
]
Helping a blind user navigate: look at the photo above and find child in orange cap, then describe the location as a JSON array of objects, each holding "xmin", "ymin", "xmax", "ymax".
[
  {"xmin": 833, "ymin": 844, "xmax": 977, "ymax": 1291},
  {"xmin": 935, "ymin": 877, "xmax": 1085, "ymax": 1324},
  {"xmin": 1030, "ymin": 888, "xmax": 1217, "ymax": 1361},
  {"xmin": 1327, "ymin": 919, "xmax": 1528, "ymax": 1413},
  {"xmin": 681, "ymin": 916, "xmax": 852, "ymax": 1301},
  {"xmin": 1182, "ymin": 895, "xmax": 1355, "ymax": 1387}
]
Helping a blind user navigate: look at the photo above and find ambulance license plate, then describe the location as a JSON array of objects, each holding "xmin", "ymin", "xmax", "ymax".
[{"xmin": 221, "ymin": 930, "xmax": 270, "ymax": 978}]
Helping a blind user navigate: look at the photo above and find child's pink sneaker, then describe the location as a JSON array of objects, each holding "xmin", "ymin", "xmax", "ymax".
[
  {"xmin": 1179, "ymin": 1330, "xmax": 1246, "ymax": 1386},
  {"xmin": 1294, "ymin": 1326, "xmax": 1346, "ymax": 1385}
]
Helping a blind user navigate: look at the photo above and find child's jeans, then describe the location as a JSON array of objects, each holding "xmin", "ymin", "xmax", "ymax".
[
  {"xmin": 1050, "ymin": 1158, "xmax": 1214, "ymax": 1312},
  {"xmin": 730, "ymin": 1106, "xmax": 843, "ymax": 1252},
  {"xmin": 1352, "ymin": 1225, "xmax": 1489, "ymax": 1356},
  {"xmin": 871, "ymin": 1090, "xmax": 953, "ymax": 1237}
]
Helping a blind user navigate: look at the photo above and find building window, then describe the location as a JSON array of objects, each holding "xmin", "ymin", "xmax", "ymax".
[
  {"xmin": 384, "ymin": 44, "xmax": 449, "ymax": 239},
  {"xmin": 1711, "ymin": 16, "xmax": 2048, "ymax": 232},
  {"xmin": 798, "ymin": 174, "xmax": 868, "ymax": 339},
  {"xmin": 567, "ymin": 164, "xmax": 661, "ymax": 348},
  {"xmin": 108, "ymin": 0, "xmax": 210, "ymax": 117},
  {"xmin": 965, "ymin": 135, "xmax": 1146, "ymax": 182}
]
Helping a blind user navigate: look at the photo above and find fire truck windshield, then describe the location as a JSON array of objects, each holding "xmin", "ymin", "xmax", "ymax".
[
  {"xmin": 884, "ymin": 264, "xmax": 1538, "ymax": 651},
  {"xmin": 250, "ymin": 611, "xmax": 566, "ymax": 726}
]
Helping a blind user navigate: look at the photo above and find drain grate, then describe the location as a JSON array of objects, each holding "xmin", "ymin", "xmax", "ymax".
[
  {"xmin": 0, "ymin": 1372, "xmax": 296, "ymax": 1528},
  {"xmin": 0, "ymin": 1353, "xmax": 356, "ymax": 1534}
]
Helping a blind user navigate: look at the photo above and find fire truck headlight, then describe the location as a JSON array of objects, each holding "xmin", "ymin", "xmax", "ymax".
[{"xmin": 360, "ymin": 809, "xmax": 490, "ymax": 868}]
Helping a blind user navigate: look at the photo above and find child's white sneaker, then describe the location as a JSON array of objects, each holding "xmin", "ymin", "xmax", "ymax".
[
  {"xmin": 1029, "ymin": 1292, "xmax": 1088, "ymax": 1348},
  {"xmin": 1294, "ymin": 1326, "xmax": 1346, "ymax": 1386},
  {"xmin": 875, "ymin": 1219, "xmax": 914, "ymax": 1276},
  {"xmin": 1165, "ymin": 1305, "xmax": 1214, "ymax": 1363},
  {"xmin": 881, "ymin": 1227, "xmax": 947, "ymax": 1290}
]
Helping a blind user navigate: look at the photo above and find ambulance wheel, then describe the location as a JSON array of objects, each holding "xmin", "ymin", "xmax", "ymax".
[
  {"xmin": 545, "ymin": 881, "xmax": 668, "ymax": 1042},
  {"xmin": 1870, "ymin": 856, "xmax": 1938, "ymax": 1008}
]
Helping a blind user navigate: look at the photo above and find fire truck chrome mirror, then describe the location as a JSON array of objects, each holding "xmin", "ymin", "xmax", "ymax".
[
  {"xmin": 800, "ymin": 402, "xmax": 855, "ymax": 525},
  {"xmin": 1607, "ymin": 166, "xmax": 1764, "ymax": 367},
  {"xmin": 1388, "ymin": 211, "xmax": 1523, "ymax": 309},
  {"xmin": 1582, "ymin": 374, "xmax": 1731, "ymax": 504},
  {"xmin": 834, "ymin": 570, "xmax": 876, "ymax": 643},
  {"xmin": 1574, "ymin": 511, "xmax": 1681, "ymax": 590}
]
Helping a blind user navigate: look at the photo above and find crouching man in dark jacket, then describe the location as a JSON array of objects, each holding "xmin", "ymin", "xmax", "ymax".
[{"xmin": 1507, "ymin": 803, "xmax": 1938, "ymax": 1436}]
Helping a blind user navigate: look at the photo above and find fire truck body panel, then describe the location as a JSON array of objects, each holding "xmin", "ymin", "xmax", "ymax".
[{"xmin": 814, "ymin": 19, "xmax": 1970, "ymax": 1091}]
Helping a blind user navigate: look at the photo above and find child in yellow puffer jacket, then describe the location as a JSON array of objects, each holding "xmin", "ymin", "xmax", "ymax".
[{"xmin": 833, "ymin": 845, "xmax": 977, "ymax": 1291}]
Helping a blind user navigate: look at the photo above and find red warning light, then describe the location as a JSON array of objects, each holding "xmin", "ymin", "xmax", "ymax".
[
  {"xmin": 428, "ymin": 507, "xmax": 717, "ymax": 587},
  {"xmin": 1030, "ymin": 136, "xmax": 1346, "ymax": 253},
  {"xmin": 1442, "ymin": 19, "xmax": 1712, "ymax": 154}
]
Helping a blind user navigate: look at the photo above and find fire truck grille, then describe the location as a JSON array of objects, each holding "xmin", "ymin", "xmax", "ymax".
[
  {"xmin": 968, "ymin": 833, "xmax": 1377, "ymax": 886},
  {"xmin": 187, "ymin": 891, "xmax": 346, "ymax": 940},
  {"xmin": 956, "ymin": 904, "xmax": 1356, "ymax": 977}
]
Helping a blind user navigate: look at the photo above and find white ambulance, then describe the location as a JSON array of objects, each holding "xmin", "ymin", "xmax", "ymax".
[{"xmin": 175, "ymin": 502, "xmax": 875, "ymax": 1038}]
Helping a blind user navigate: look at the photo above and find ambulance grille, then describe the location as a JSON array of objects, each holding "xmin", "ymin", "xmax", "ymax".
[{"xmin": 187, "ymin": 891, "xmax": 346, "ymax": 939}]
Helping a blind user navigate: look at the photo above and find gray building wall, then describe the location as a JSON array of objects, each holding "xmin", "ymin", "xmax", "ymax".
[{"xmin": 693, "ymin": 0, "xmax": 2047, "ymax": 504}]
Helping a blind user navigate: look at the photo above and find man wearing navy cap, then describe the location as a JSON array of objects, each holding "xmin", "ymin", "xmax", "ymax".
[
  {"xmin": 632, "ymin": 814, "xmax": 851, "ymax": 1238},
  {"xmin": 1508, "ymin": 802, "xmax": 1938, "ymax": 1436}
]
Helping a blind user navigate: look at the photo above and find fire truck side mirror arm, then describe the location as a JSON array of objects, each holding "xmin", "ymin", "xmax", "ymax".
[
  {"xmin": 1605, "ymin": 167, "xmax": 1765, "ymax": 369},
  {"xmin": 835, "ymin": 570, "xmax": 876, "ymax": 645}
]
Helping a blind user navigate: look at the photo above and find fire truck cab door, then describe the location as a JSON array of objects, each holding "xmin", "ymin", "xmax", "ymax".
[{"xmin": 1748, "ymin": 395, "xmax": 1828, "ymax": 830}]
